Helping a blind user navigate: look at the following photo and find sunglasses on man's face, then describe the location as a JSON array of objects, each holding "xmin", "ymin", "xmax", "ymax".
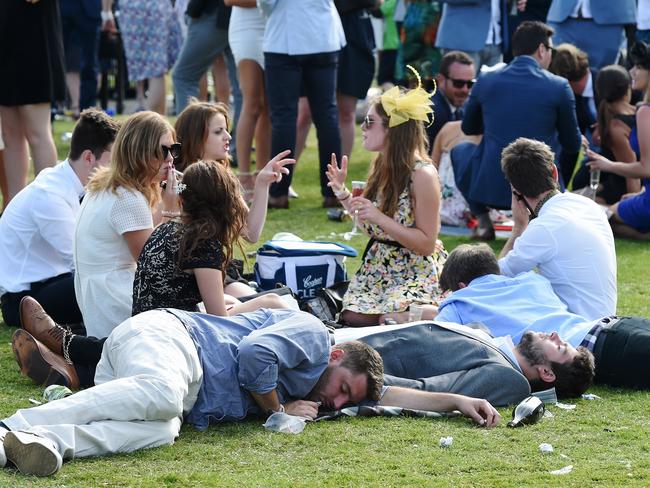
[
  {"xmin": 447, "ymin": 78, "xmax": 476, "ymax": 89},
  {"xmin": 161, "ymin": 143, "xmax": 182, "ymax": 159}
]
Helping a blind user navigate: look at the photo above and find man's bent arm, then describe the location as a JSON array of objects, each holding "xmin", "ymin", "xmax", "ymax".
[{"xmin": 379, "ymin": 386, "xmax": 501, "ymax": 427}]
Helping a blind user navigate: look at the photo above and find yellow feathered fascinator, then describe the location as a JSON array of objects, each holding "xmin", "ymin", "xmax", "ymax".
[{"xmin": 380, "ymin": 65, "xmax": 435, "ymax": 128}]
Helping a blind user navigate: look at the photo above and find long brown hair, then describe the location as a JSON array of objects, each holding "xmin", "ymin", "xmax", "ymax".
[
  {"xmin": 86, "ymin": 111, "xmax": 173, "ymax": 208},
  {"xmin": 177, "ymin": 160, "xmax": 248, "ymax": 275},
  {"xmin": 596, "ymin": 65, "xmax": 631, "ymax": 149},
  {"xmin": 364, "ymin": 99, "xmax": 431, "ymax": 216},
  {"xmin": 174, "ymin": 99, "xmax": 231, "ymax": 171}
]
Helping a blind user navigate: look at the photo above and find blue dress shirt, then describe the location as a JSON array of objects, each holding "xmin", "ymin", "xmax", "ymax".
[{"xmin": 168, "ymin": 308, "xmax": 332, "ymax": 430}]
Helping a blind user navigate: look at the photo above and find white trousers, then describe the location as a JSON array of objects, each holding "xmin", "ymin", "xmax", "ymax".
[{"xmin": 3, "ymin": 310, "xmax": 203, "ymax": 460}]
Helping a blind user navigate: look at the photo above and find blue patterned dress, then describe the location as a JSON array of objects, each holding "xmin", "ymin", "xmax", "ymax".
[{"xmin": 119, "ymin": 0, "xmax": 182, "ymax": 81}]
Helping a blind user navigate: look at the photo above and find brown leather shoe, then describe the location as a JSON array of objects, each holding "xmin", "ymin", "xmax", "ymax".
[
  {"xmin": 268, "ymin": 195, "xmax": 289, "ymax": 209},
  {"xmin": 322, "ymin": 196, "xmax": 341, "ymax": 208},
  {"xmin": 12, "ymin": 329, "xmax": 79, "ymax": 390},
  {"xmin": 19, "ymin": 296, "xmax": 65, "ymax": 355}
]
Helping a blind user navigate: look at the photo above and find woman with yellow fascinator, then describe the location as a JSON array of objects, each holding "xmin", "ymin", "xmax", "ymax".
[{"xmin": 326, "ymin": 68, "xmax": 447, "ymax": 326}]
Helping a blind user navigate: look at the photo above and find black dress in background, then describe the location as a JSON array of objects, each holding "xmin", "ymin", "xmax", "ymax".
[{"xmin": 0, "ymin": 0, "xmax": 66, "ymax": 106}]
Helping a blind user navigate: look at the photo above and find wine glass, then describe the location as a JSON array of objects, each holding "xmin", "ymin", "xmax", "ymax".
[
  {"xmin": 344, "ymin": 180, "xmax": 366, "ymax": 240},
  {"xmin": 589, "ymin": 168, "xmax": 601, "ymax": 201}
]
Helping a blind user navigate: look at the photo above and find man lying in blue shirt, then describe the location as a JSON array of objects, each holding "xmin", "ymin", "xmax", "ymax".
[{"xmin": 0, "ymin": 308, "xmax": 499, "ymax": 477}]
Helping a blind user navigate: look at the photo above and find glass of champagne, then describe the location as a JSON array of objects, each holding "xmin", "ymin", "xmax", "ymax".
[
  {"xmin": 344, "ymin": 181, "xmax": 366, "ymax": 240},
  {"xmin": 589, "ymin": 168, "xmax": 601, "ymax": 201}
]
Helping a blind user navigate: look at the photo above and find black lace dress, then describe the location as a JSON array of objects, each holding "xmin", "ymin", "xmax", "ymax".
[{"xmin": 132, "ymin": 221, "xmax": 222, "ymax": 315}]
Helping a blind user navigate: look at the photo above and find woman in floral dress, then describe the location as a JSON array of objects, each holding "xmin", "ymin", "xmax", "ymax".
[{"xmin": 326, "ymin": 80, "xmax": 447, "ymax": 326}]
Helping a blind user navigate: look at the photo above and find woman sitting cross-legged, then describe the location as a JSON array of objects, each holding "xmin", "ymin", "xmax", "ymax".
[
  {"xmin": 13, "ymin": 162, "xmax": 291, "ymax": 389},
  {"xmin": 326, "ymin": 75, "xmax": 447, "ymax": 327}
]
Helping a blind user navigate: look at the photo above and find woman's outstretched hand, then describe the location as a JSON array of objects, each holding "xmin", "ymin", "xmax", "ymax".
[
  {"xmin": 586, "ymin": 149, "xmax": 614, "ymax": 172},
  {"xmin": 326, "ymin": 153, "xmax": 348, "ymax": 192},
  {"xmin": 256, "ymin": 150, "xmax": 296, "ymax": 186}
]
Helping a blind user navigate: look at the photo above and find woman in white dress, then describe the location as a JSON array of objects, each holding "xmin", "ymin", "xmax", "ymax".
[
  {"xmin": 74, "ymin": 111, "xmax": 180, "ymax": 338},
  {"xmin": 225, "ymin": 1, "xmax": 270, "ymax": 198}
]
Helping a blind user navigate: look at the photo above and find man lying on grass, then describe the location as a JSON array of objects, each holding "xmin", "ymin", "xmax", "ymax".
[{"xmin": 0, "ymin": 308, "xmax": 499, "ymax": 477}]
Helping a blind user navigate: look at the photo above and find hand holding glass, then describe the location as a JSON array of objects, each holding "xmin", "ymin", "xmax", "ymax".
[{"xmin": 344, "ymin": 181, "xmax": 366, "ymax": 240}]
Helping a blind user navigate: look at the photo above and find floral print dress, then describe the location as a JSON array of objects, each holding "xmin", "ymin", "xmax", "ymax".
[{"xmin": 343, "ymin": 162, "xmax": 447, "ymax": 314}]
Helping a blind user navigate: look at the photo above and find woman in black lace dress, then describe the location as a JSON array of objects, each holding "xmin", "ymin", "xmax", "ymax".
[{"xmin": 132, "ymin": 160, "xmax": 287, "ymax": 315}]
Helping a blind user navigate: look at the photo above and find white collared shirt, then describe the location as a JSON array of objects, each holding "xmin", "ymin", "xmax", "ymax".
[
  {"xmin": 570, "ymin": 0, "xmax": 592, "ymax": 19},
  {"xmin": 0, "ymin": 160, "xmax": 84, "ymax": 294},
  {"xmin": 582, "ymin": 70, "xmax": 597, "ymax": 120},
  {"xmin": 485, "ymin": 0, "xmax": 502, "ymax": 46},
  {"xmin": 499, "ymin": 192, "xmax": 617, "ymax": 321},
  {"xmin": 638, "ymin": 0, "xmax": 650, "ymax": 30},
  {"xmin": 259, "ymin": 0, "xmax": 346, "ymax": 55},
  {"xmin": 493, "ymin": 335, "xmax": 523, "ymax": 373}
]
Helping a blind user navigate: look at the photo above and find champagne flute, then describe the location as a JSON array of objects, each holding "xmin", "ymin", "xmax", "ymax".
[
  {"xmin": 589, "ymin": 168, "xmax": 600, "ymax": 201},
  {"xmin": 344, "ymin": 181, "xmax": 366, "ymax": 240}
]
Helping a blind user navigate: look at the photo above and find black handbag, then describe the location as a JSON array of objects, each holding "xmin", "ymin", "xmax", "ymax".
[{"xmin": 299, "ymin": 281, "xmax": 349, "ymax": 323}]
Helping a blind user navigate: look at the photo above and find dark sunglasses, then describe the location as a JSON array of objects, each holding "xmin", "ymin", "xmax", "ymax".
[
  {"xmin": 162, "ymin": 143, "xmax": 182, "ymax": 159},
  {"xmin": 544, "ymin": 44, "xmax": 556, "ymax": 56},
  {"xmin": 362, "ymin": 115, "xmax": 376, "ymax": 128},
  {"xmin": 513, "ymin": 190, "xmax": 536, "ymax": 219},
  {"xmin": 448, "ymin": 77, "xmax": 475, "ymax": 89}
]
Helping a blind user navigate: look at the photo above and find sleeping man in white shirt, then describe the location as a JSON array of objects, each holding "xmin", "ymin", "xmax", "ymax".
[{"xmin": 0, "ymin": 109, "xmax": 120, "ymax": 328}]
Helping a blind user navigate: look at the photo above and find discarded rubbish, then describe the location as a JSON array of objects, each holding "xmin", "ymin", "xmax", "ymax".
[
  {"xmin": 507, "ymin": 396, "xmax": 545, "ymax": 428},
  {"xmin": 550, "ymin": 465, "xmax": 573, "ymax": 475},
  {"xmin": 539, "ymin": 443, "xmax": 554, "ymax": 453},
  {"xmin": 554, "ymin": 402, "xmax": 576, "ymax": 410},
  {"xmin": 263, "ymin": 412, "xmax": 306, "ymax": 434},
  {"xmin": 43, "ymin": 385, "xmax": 73, "ymax": 402},
  {"xmin": 581, "ymin": 393, "xmax": 601, "ymax": 400},
  {"xmin": 439, "ymin": 436, "xmax": 453, "ymax": 448}
]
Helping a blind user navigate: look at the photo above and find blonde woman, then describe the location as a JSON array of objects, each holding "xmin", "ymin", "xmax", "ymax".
[
  {"xmin": 326, "ymin": 81, "xmax": 447, "ymax": 326},
  {"xmin": 74, "ymin": 111, "xmax": 180, "ymax": 339}
]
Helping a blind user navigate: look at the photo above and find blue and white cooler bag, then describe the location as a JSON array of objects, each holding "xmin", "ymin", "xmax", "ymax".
[{"xmin": 254, "ymin": 240, "xmax": 358, "ymax": 299}]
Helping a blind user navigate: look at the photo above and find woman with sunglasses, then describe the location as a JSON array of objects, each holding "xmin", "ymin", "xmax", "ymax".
[
  {"xmin": 74, "ymin": 111, "xmax": 181, "ymax": 340},
  {"xmin": 326, "ymin": 79, "xmax": 447, "ymax": 326},
  {"xmin": 174, "ymin": 100, "xmax": 295, "ymax": 297}
]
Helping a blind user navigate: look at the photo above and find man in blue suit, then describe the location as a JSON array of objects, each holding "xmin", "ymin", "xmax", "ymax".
[
  {"xmin": 546, "ymin": 0, "xmax": 636, "ymax": 70},
  {"xmin": 435, "ymin": 0, "xmax": 509, "ymax": 71},
  {"xmin": 451, "ymin": 21, "xmax": 582, "ymax": 239},
  {"xmin": 426, "ymin": 51, "xmax": 475, "ymax": 148}
]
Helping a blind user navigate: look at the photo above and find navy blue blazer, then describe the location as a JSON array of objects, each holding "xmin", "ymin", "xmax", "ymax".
[
  {"xmin": 436, "ymin": 0, "xmax": 507, "ymax": 53},
  {"xmin": 547, "ymin": 0, "xmax": 636, "ymax": 25},
  {"xmin": 454, "ymin": 56, "xmax": 582, "ymax": 208},
  {"xmin": 426, "ymin": 89, "xmax": 457, "ymax": 148}
]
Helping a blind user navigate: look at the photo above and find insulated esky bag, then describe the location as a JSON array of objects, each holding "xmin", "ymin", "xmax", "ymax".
[{"xmin": 253, "ymin": 240, "xmax": 358, "ymax": 299}]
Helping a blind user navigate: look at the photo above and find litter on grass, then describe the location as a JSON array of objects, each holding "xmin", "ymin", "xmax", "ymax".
[
  {"xmin": 554, "ymin": 402, "xmax": 576, "ymax": 410},
  {"xmin": 439, "ymin": 436, "xmax": 453, "ymax": 448},
  {"xmin": 581, "ymin": 393, "xmax": 601, "ymax": 400},
  {"xmin": 539, "ymin": 443, "xmax": 554, "ymax": 453},
  {"xmin": 550, "ymin": 465, "xmax": 573, "ymax": 475}
]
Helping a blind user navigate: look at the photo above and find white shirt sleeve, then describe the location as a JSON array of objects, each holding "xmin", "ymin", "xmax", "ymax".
[
  {"xmin": 32, "ymin": 191, "xmax": 77, "ymax": 269},
  {"xmin": 109, "ymin": 190, "xmax": 153, "ymax": 235},
  {"xmin": 499, "ymin": 222, "xmax": 558, "ymax": 277}
]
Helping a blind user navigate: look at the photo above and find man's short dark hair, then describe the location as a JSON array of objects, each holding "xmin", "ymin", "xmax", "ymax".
[
  {"xmin": 337, "ymin": 341, "xmax": 384, "ymax": 401},
  {"xmin": 439, "ymin": 244, "xmax": 500, "ymax": 292},
  {"xmin": 512, "ymin": 21, "xmax": 554, "ymax": 57},
  {"xmin": 549, "ymin": 43, "xmax": 590, "ymax": 82},
  {"xmin": 439, "ymin": 50, "xmax": 475, "ymax": 77},
  {"xmin": 530, "ymin": 347, "xmax": 595, "ymax": 399},
  {"xmin": 69, "ymin": 108, "xmax": 121, "ymax": 161},
  {"xmin": 501, "ymin": 138, "xmax": 558, "ymax": 198}
]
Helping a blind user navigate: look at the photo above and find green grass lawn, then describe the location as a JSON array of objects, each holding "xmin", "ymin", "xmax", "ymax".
[{"xmin": 1, "ymin": 119, "xmax": 649, "ymax": 486}]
